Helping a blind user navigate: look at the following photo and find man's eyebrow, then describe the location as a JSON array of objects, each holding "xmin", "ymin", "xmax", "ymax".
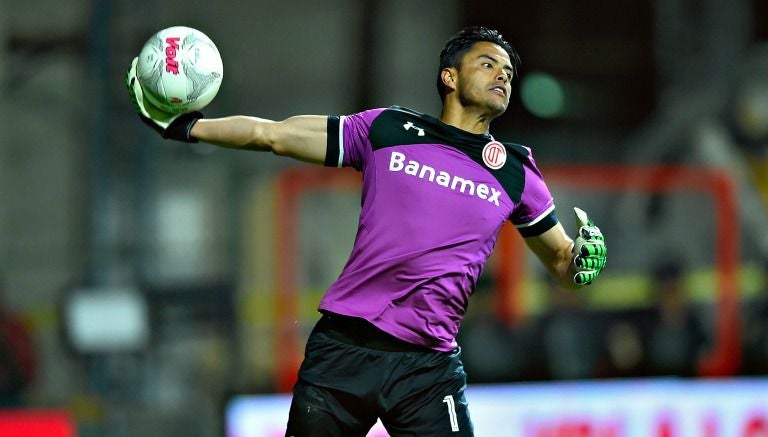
[{"xmin": 478, "ymin": 54, "xmax": 514, "ymax": 73}]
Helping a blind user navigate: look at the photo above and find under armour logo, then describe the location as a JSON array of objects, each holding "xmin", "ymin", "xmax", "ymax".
[{"xmin": 403, "ymin": 121, "xmax": 425, "ymax": 137}]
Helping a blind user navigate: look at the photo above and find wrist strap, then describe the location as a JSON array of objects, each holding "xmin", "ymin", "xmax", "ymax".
[{"xmin": 164, "ymin": 112, "xmax": 203, "ymax": 143}]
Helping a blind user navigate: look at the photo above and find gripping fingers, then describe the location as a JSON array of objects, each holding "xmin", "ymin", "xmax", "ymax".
[
  {"xmin": 125, "ymin": 57, "xmax": 178, "ymax": 135},
  {"xmin": 575, "ymin": 255, "xmax": 606, "ymax": 271},
  {"xmin": 125, "ymin": 57, "xmax": 152, "ymax": 120},
  {"xmin": 574, "ymin": 270, "xmax": 600, "ymax": 286},
  {"xmin": 125, "ymin": 58, "xmax": 139, "ymax": 109},
  {"xmin": 573, "ymin": 241, "xmax": 607, "ymax": 274},
  {"xmin": 125, "ymin": 57, "xmax": 137, "ymax": 88},
  {"xmin": 579, "ymin": 241, "xmax": 606, "ymax": 258}
]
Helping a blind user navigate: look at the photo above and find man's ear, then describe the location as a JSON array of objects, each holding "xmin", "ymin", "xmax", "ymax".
[{"xmin": 440, "ymin": 68, "xmax": 457, "ymax": 93}]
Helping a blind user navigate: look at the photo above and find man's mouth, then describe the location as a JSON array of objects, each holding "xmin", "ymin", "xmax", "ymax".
[{"xmin": 490, "ymin": 86, "xmax": 506, "ymax": 97}]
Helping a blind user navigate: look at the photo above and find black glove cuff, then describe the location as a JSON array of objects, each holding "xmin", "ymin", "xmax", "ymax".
[{"xmin": 164, "ymin": 112, "xmax": 204, "ymax": 143}]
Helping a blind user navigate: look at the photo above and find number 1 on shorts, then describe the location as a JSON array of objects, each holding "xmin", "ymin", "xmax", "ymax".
[{"xmin": 442, "ymin": 395, "xmax": 459, "ymax": 432}]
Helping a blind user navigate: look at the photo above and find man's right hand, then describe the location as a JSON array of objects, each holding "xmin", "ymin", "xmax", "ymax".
[{"xmin": 125, "ymin": 57, "xmax": 202, "ymax": 143}]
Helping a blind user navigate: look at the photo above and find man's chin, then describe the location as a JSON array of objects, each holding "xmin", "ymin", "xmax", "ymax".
[{"xmin": 487, "ymin": 102, "xmax": 508, "ymax": 118}]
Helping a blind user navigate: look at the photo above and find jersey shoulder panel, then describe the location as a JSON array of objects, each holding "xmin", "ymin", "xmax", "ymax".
[
  {"xmin": 368, "ymin": 106, "xmax": 440, "ymax": 150},
  {"xmin": 369, "ymin": 106, "xmax": 533, "ymax": 204}
]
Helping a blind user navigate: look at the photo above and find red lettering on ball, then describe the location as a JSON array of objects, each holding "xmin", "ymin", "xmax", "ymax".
[{"xmin": 165, "ymin": 37, "xmax": 180, "ymax": 74}]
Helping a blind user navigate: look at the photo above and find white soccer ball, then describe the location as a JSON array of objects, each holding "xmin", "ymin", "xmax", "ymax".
[{"xmin": 136, "ymin": 26, "xmax": 223, "ymax": 114}]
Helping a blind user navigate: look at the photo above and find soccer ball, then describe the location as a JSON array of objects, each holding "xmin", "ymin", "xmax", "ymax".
[{"xmin": 136, "ymin": 26, "xmax": 223, "ymax": 114}]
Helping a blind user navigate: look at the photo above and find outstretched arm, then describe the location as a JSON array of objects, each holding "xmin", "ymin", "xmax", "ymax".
[
  {"xmin": 191, "ymin": 116, "xmax": 328, "ymax": 164},
  {"xmin": 126, "ymin": 56, "xmax": 328, "ymax": 164}
]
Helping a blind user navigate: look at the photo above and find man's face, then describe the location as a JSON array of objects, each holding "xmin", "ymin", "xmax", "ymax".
[{"xmin": 451, "ymin": 41, "xmax": 514, "ymax": 116}]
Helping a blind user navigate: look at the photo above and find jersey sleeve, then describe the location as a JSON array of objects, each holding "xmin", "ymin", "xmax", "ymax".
[
  {"xmin": 324, "ymin": 108, "xmax": 386, "ymax": 170},
  {"xmin": 511, "ymin": 147, "xmax": 558, "ymax": 237}
]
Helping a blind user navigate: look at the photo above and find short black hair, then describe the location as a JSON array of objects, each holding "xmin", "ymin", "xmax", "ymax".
[{"xmin": 436, "ymin": 26, "xmax": 521, "ymax": 102}]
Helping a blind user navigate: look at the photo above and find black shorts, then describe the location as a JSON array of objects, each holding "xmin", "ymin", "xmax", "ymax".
[{"xmin": 285, "ymin": 313, "xmax": 474, "ymax": 437}]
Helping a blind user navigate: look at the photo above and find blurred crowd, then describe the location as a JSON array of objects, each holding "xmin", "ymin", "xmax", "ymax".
[{"xmin": 459, "ymin": 258, "xmax": 768, "ymax": 383}]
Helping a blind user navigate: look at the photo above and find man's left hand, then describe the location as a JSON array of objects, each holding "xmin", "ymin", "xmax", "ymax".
[{"xmin": 572, "ymin": 207, "xmax": 606, "ymax": 285}]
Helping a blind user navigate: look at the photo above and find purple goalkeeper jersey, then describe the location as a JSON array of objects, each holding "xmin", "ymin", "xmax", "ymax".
[{"xmin": 319, "ymin": 106, "xmax": 557, "ymax": 351}]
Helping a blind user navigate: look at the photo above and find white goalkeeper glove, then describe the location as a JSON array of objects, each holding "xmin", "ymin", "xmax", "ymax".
[
  {"xmin": 572, "ymin": 207, "xmax": 607, "ymax": 285},
  {"xmin": 125, "ymin": 57, "xmax": 202, "ymax": 142}
]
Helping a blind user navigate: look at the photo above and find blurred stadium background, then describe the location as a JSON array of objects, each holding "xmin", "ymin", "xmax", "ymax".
[{"xmin": 2, "ymin": 0, "xmax": 768, "ymax": 436}]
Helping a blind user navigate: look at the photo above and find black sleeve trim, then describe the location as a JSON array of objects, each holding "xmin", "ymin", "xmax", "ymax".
[
  {"xmin": 324, "ymin": 116, "xmax": 341, "ymax": 167},
  {"xmin": 517, "ymin": 210, "xmax": 559, "ymax": 238}
]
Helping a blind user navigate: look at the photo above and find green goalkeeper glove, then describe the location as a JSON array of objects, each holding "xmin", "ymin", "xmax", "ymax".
[
  {"xmin": 125, "ymin": 57, "xmax": 202, "ymax": 143},
  {"xmin": 572, "ymin": 207, "xmax": 607, "ymax": 285}
]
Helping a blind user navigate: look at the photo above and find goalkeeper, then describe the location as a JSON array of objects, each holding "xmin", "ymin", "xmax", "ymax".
[{"xmin": 127, "ymin": 26, "xmax": 606, "ymax": 437}]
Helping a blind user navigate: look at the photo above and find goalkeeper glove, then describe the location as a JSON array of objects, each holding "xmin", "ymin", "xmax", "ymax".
[
  {"xmin": 125, "ymin": 57, "xmax": 202, "ymax": 143},
  {"xmin": 572, "ymin": 207, "xmax": 607, "ymax": 285}
]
